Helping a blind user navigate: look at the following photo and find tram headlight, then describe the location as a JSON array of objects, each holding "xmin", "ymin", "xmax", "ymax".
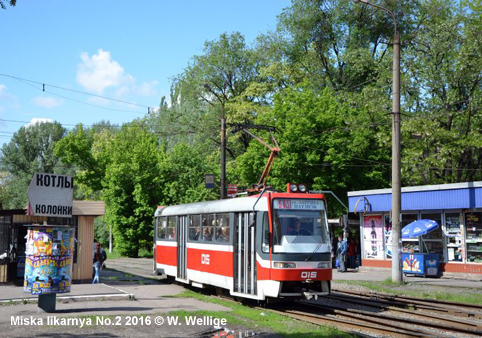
[
  {"xmin": 317, "ymin": 261, "xmax": 332, "ymax": 269},
  {"xmin": 298, "ymin": 184, "xmax": 307, "ymax": 192},
  {"xmin": 289, "ymin": 184, "xmax": 298, "ymax": 193},
  {"xmin": 273, "ymin": 262, "xmax": 297, "ymax": 269}
]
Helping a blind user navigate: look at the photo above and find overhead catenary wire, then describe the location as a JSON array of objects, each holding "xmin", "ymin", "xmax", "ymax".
[{"xmin": 0, "ymin": 73, "xmax": 154, "ymax": 115}]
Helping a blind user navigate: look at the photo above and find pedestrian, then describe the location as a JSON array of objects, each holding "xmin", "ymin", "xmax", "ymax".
[
  {"xmin": 92, "ymin": 242, "xmax": 107, "ymax": 284},
  {"xmin": 348, "ymin": 238, "xmax": 356, "ymax": 269},
  {"xmin": 355, "ymin": 238, "xmax": 361, "ymax": 267},
  {"xmin": 336, "ymin": 235, "xmax": 347, "ymax": 272}
]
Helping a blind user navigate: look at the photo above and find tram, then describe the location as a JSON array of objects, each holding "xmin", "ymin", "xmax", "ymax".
[{"xmin": 154, "ymin": 183, "xmax": 332, "ymax": 301}]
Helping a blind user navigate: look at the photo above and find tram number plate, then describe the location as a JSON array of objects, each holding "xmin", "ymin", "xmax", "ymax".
[
  {"xmin": 301, "ymin": 271, "xmax": 317, "ymax": 279},
  {"xmin": 201, "ymin": 254, "xmax": 210, "ymax": 265}
]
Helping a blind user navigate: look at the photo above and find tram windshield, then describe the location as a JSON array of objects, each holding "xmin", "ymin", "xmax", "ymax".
[{"xmin": 272, "ymin": 198, "xmax": 330, "ymax": 253}]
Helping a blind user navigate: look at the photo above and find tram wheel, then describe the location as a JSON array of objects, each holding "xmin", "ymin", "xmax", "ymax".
[
  {"xmin": 215, "ymin": 287, "xmax": 227, "ymax": 297},
  {"xmin": 165, "ymin": 275, "xmax": 176, "ymax": 284}
]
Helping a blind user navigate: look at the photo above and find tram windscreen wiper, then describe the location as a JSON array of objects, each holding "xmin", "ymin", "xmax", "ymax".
[{"xmin": 305, "ymin": 241, "xmax": 323, "ymax": 261}]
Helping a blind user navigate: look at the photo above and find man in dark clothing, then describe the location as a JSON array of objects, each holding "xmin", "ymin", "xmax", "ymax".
[
  {"xmin": 288, "ymin": 220, "xmax": 311, "ymax": 236},
  {"xmin": 92, "ymin": 243, "xmax": 107, "ymax": 284}
]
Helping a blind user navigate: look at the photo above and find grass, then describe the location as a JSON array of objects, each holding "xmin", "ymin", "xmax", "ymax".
[
  {"xmin": 335, "ymin": 278, "xmax": 482, "ymax": 305},
  {"xmin": 166, "ymin": 290, "xmax": 352, "ymax": 338}
]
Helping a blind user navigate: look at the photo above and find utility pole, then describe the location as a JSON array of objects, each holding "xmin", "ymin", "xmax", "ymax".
[
  {"xmin": 204, "ymin": 84, "xmax": 226, "ymax": 199},
  {"xmin": 220, "ymin": 102, "xmax": 226, "ymax": 199},
  {"xmin": 353, "ymin": 0, "xmax": 402, "ymax": 282}
]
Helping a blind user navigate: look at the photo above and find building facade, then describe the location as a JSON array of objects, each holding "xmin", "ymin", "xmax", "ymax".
[{"xmin": 348, "ymin": 182, "xmax": 482, "ymax": 277}]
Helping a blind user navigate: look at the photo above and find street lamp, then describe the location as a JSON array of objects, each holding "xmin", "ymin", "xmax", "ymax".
[
  {"xmin": 353, "ymin": 0, "xmax": 402, "ymax": 282},
  {"xmin": 203, "ymin": 84, "xmax": 227, "ymax": 199}
]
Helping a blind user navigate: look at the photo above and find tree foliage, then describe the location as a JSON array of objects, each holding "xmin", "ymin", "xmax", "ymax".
[
  {"xmin": 0, "ymin": 121, "xmax": 67, "ymax": 209},
  {"xmin": 0, "ymin": 0, "xmax": 16, "ymax": 10}
]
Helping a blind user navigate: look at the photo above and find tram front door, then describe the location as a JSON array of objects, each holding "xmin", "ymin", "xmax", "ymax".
[
  {"xmin": 177, "ymin": 216, "xmax": 188, "ymax": 280},
  {"xmin": 233, "ymin": 212, "xmax": 257, "ymax": 296}
]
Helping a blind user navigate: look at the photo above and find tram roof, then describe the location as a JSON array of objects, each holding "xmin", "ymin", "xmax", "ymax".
[{"xmin": 157, "ymin": 195, "xmax": 269, "ymax": 216}]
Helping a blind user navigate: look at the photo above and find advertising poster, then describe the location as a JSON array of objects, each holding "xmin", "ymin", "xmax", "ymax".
[
  {"xmin": 385, "ymin": 215, "xmax": 392, "ymax": 258},
  {"xmin": 363, "ymin": 215, "xmax": 383, "ymax": 259},
  {"xmin": 24, "ymin": 256, "xmax": 59, "ymax": 294},
  {"xmin": 33, "ymin": 228, "xmax": 53, "ymax": 256},
  {"xmin": 24, "ymin": 227, "xmax": 74, "ymax": 295}
]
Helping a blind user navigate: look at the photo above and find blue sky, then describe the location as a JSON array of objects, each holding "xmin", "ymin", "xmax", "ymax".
[{"xmin": 0, "ymin": 0, "xmax": 291, "ymax": 145}]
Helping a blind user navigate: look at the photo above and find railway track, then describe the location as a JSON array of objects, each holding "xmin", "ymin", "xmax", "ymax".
[{"xmin": 267, "ymin": 290, "xmax": 482, "ymax": 337}]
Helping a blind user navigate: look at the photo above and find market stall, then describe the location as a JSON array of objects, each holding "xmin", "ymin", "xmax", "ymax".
[{"xmin": 402, "ymin": 219, "xmax": 440, "ymax": 277}]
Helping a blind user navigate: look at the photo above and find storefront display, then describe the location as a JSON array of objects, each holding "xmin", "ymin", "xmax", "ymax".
[
  {"xmin": 445, "ymin": 213, "xmax": 463, "ymax": 262},
  {"xmin": 465, "ymin": 212, "xmax": 482, "ymax": 263},
  {"xmin": 401, "ymin": 214, "xmax": 418, "ymax": 253}
]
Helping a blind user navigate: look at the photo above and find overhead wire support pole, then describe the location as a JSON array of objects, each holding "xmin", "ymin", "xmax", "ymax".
[
  {"xmin": 204, "ymin": 83, "xmax": 227, "ymax": 199},
  {"xmin": 353, "ymin": 0, "xmax": 402, "ymax": 283}
]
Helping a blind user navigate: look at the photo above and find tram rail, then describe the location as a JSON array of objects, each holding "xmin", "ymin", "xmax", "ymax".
[{"xmin": 268, "ymin": 290, "xmax": 482, "ymax": 337}]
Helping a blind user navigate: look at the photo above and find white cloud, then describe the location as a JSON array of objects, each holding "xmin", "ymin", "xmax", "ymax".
[
  {"xmin": 136, "ymin": 81, "xmax": 158, "ymax": 96},
  {"xmin": 33, "ymin": 96, "xmax": 63, "ymax": 108},
  {"xmin": 76, "ymin": 49, "xmax": 134, "ymax": 94},
  {"xmin": 26, "ymin": 118, "xmax": 54, "ymax": 127},
  {"xmin": 0, "ymin": 84, "xmax": 15, "ymax": 101}
]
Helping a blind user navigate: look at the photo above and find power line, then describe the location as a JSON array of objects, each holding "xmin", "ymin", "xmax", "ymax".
[{"xmin": 0, "ymin": 73, "xmax": 155, "ymax": 114}]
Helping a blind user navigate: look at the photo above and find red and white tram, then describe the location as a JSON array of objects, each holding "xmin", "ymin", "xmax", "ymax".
[{"xmin": 154, "ymin": 184, "xmax": 332, "ymax": 301}]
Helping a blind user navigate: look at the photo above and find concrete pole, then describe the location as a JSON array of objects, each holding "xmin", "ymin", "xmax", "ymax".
[
  {"xmin": 220, "ymin": 105, "xmax": 226, "ymax": 200},
  {"xmin": 353, "ymin": 0, "xmax": 402, "ymax": 282},
  {"xmin": 391, "ymin": 31, "xmax": 402, "ymax": 283}
]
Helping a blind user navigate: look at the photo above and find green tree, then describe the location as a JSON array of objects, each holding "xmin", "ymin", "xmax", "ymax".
[
  {"xmin": 235, "ymin": 85, "xmax": 390, "ymax": 216},
  {"xmin": 0, "ymin": 121, "xmax": 67, "ymax": 208},
  {"xmin": 402, "ymin": 0, "xmax": 482, "ymax": 184},
  {"xmin": 162, "ymin": 142, "xmax": 219, "ymax": 204},
  {"xmin": 54, "ymin": 121, "xmax": 117, "ymax": 199},
  {"xmin": 0, "ymin": 0, "xmax": 16, "ymax": 10},
  {"xmin": 101, "ymin": 121, "xmax": 165, "ymax": 257}
]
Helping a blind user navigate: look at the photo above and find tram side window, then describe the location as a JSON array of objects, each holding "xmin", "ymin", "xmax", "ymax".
[
  {"xmin": 157, "ymin": 217, "xmax": 165, "ymax": 239},
  {"xmin": 216, "ymin": 213, "xmax": 230, "ymax": 242},
  {"xmin": 166, "ymin": 217, "xmax": 176, "ymax": 240},
  {"xmin": 262, "ymin": 212, "xmax": 269, "ymax": 253},
  {"xmin": 201, "ymin": 214, "xmax": 214, "ymax": 242},
  {"xmin": 189, "ymin": 215, "xmax": 201, "ymax": 241}
]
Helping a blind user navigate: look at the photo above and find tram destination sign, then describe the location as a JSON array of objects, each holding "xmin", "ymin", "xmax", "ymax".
[
  {"xmin": 274, "ymin": 199, "xmax": 323, "ymax": 210},
  {"xmin": 27, "ymin": 173, "xmax": 74, "ymax": 218}
]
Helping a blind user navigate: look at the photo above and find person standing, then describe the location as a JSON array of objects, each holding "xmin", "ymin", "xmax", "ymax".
[
  {"xmin": 348, "ymin": 239, "xmax": 356, "ymax": 269},
  {"xmin": 355, "ymin": 238, "xmax": 361, "ymax": 267},
  {"xmin": 336, "ymin": 235, "xmax": 347, "ymax": 272},
  {"xmin": 92, "ymin": 243, "xmax": 107, "ymax": 284}
]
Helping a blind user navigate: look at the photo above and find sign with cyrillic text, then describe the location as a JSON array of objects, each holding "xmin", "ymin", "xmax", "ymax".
[{"xmin": 27, "ymin": 173, "xmax": 74, "ymax": 218}]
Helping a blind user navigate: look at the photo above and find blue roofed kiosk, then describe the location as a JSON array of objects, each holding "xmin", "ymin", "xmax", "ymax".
[{"xmin": 348, "ymin": 182, "xmax": 482, "ymax": 278}]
